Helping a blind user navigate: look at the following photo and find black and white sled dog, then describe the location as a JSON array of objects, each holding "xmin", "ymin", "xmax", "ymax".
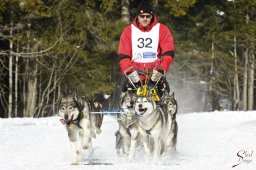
[
  {"xmin": 115, "ymin": 92, "xmax": 139, "ymax": 159},
  {"xmin": 58, "ymin": 95, "xmax": 104, "ymax": 165},
  {"xmin": 135, "ymin": 95, "xmax": 177, "ymax": 161},
  {"xmin": 161, "ymin": 92, "xmax": 178, "ymax": 151}
]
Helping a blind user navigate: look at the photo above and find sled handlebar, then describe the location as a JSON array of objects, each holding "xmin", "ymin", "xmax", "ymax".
[{"xmin": 124, "ymin": 65, "xmax": 166, "ymax": 77}]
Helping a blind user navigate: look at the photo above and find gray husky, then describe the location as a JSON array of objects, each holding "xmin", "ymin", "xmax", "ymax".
[
  {"xmin": 161, "ymin": 92, "xmax": 178, "ymax": 151},
  {"xmin": 116, "ymin": 92, "xmax": 139, "ymax": 159},
  {"xmin": 58, "ymin": 95, "xmax": 103, "ymax": 165},
  {"xmin": 135, "ymin": 96, "xmax": 176, "ymax": 161}
]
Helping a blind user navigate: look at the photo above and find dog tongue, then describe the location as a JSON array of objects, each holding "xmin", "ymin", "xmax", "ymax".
[
  {"xmin": 60, "ymin": 115, "xmax": 74, "ymax": 126},
  {"xmin": 60, "ymin": 119, "xmax": 67, "ymax": 125}
]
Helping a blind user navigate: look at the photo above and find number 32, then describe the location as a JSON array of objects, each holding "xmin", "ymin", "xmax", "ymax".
[{"xmin": 137, "ymin": 38, "xmax": 152, "ymax": 48}]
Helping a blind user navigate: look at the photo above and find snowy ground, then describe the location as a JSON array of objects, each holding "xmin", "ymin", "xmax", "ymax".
[{"xmin": 0, "ymin": 111, "xmax": 256, "ymax": 170}]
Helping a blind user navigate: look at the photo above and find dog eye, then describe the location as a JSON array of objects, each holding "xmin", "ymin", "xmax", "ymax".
[
  {"xmin": 68, "ymin": 106, "xmax": 73, "ymax": 110},
  {"xmin": 61, "ymin": 107, "xmax": 65, "ymax": 111},
  {"xmin": 132, "ymin": 97, "xmax": 136, "ymax": 101},
  {"xmin": 126, "ymin": 97, "xmax": 131, "ymax": 101}
]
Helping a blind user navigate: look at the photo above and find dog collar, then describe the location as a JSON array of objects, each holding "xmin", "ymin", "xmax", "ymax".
[{"xmin": 139, "ymin": 115, "xmax": 160, "ymax": 136}]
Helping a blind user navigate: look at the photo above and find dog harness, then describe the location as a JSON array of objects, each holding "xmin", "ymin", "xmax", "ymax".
[
  {"xmin": 72, "ymin": 97, "xmax": 84, "ymax": 129},
  {"xmin": 139, "ymin": 116, "xmax": 160, "ymax": 136}
]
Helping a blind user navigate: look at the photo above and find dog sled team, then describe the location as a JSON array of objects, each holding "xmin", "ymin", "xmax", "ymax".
[
  {"xmin": 58, "ymin": 66, "xmax": 178, "ymax": 165},
  {"xmin": 58, "ymin": 0, "xmax": 177, "ymax": 165},
  {"xmin": 115, "ymin": 66, "xmax": 178, "ymax": 162}
]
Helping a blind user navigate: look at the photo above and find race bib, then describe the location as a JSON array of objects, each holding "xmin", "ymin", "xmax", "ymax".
[{"xmin": 131, "ymin": 23, "xmax": 160, "ymax": 63}]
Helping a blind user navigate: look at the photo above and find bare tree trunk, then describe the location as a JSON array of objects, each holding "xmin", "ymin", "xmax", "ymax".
[
  {"xmin": 24, "ymin": 24, "xmax": 39, "ymax": 117},
  {"xmin": 14, "ymin": 43, "xmax": 19, "ymax": 117},
  {"xmin": 25, "ymin": 60, "xmax": 38, "ymax": 117},
  {"xmin": 23, "ymin": 59, "xmax": 27, "ymax": 116},
  {"xmin": 233, "ymin": 35, "xmax": 240, "ymax": 110},
  {"xmin": 210, "ymin": 34, "xmax": 214, "ymax": 91},
  {"xmin": 39, "ymin": 63, "xmax": 55, "ymax": 117},
  {"xmin": 242, "ymin": 48, "xmax": 248, "ymax": 111},
  {"xmin": 8, "ymin": 22, "xmax": 13, "ymax": 118},
  {"xmin": 247, "ymin": 7, "xmax": 255, "ymax": 111},
  {"xmin": 121, "ymin": 0, "xmax": 130, "ymax": 24},
  {"xmin": 209, "ymin": 34, "xmax": 215, "ymax": 110},
  {"xmin": 52, "ymin": 72, "xmax": 57, "ymax": 115},
  {"xmin": 23, "ymin": 24, "xmax": 31, "ymax": 117},
  {"xmin": 248, "ymin": 44, "xmax": 254, "ymax": 110},
  {"xmin": 58, "ymin": 82, "xmax": 61, "ymax": 100}
]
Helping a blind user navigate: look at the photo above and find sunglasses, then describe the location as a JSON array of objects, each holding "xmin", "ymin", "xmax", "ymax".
[{"xmin": 138, "ymin": 14, "xmax": 152, "ymax": 19}]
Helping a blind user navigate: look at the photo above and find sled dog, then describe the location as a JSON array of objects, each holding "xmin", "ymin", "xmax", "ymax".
[
  {"xmin": 161, "ymin": 92, "xmax": 178, "ymax": 151},
  {"xmin": 58, "ymin": 95, "xmax": 103, "ymax": 165},
  {"xmin": 116, "ymin": 92, "xmax": 139, "ymax": 159},
  {"xmin": 135, "ymin": 96, "xmax": 174, "ymax": 161}
]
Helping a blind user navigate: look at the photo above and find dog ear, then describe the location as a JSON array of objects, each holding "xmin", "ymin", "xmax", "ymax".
[
  {"xmin": 132, "ymin": 94, "xmax": 137, "ymax": 102},
  {"xmin": 60, "ymin": 91, "xmax": 67, "ymax": 98},
  {"xmin": 164, "ymin": 91, "xmax": 169, "ymax": 96},
  {"xmin": 94, "ymin": 102, "xmax": 102, "ymax": 109},
  {"xmin": 171, "ymin": 92, "xmax": 175, "ymax": 97},
  {"xmin": 81, "ymin": 95, "xmax": 86, "ymax": 101},
  {"xmin": 120, "ymin": 92, "xmax": 126, "ymax": 98},
  {"xmin": 73, "ymin": 91, "xmax": 78, "ymax": 99}
]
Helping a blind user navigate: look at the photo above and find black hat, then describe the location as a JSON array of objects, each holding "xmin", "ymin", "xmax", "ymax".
[{"xmin": 137, "ymin": 1, "xmax": 154, "ymax": 15}]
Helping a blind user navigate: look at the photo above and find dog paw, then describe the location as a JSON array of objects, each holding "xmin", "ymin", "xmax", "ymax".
[
  {"xmin": 96, "ymin": 129, "xmax": 101, "ymax": 134},
  {"xmin": 71, "ymin": 161, "xmax": 78, "ymax": 165},
  {"xmin": 82, "ymin": 144, "xmax": 89, "ymax": 150},
  {"xmin": 165, "ymin": 144, "xmax": 170, "ymax": 148},
  {"xmin": 90, "ymin": 131, "xmax": 96, "ymax": 138}
]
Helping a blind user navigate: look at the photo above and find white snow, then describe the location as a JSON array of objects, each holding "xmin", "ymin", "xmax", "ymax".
[{"xmin": 0, "ymin": 111, "xmax": 256, "ymax": 170}]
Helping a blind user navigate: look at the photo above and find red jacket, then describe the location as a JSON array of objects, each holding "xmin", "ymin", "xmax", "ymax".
[{"xmin": 118, "ymin": 16, "xmax": 175, "ymax": 75}]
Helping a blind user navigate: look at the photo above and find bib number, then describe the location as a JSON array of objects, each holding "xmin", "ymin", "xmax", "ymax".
[{"xmin": 137, "ymin": 38, "xmax": 152, "ymax": 48}]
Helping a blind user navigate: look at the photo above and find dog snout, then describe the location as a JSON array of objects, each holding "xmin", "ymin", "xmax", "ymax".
[
  {"xmin": 138, "ymin": 104, "xmax": 142, "ymax": 108},
  {"xmin": 128, "ymin": 102, "xmax": 134, "ymax": 108},
  {"xmin": 64, "ymin": 114, "xmax": 69, "ymax": 120}
]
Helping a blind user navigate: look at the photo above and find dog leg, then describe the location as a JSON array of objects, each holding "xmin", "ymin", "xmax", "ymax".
[
  {"xmin": 79, "ymin": 120, "xmax": 93, "ymax": 150},
  {"xmin": 91, "ymin": 115, "xmax": 101, "ymax": 135},
  {"xmin": 122, "ymin": 136, "xmax": 131, "ymax": 155},
  {"xmin": 165, "ymin": 121, "xmax": 178, "ymax": 151},
  {"xmin": 95, "ymin": 114, "xmax": 103, "ymax": 134},
  {"xmin": 67, "ymin": 128, "xmax": 79, "ymax": 165},
  {"xmin": 153, "ymin": 138, "xmax": 161, "ymax": 162},
  {"xmin": 70, "ymin": 141, "xmax": 79, "ymax": 165},
  {"xmin": 128, "ymin": 137, "xmax": 136, "ymax": 160},
  {"xmin": 170, "ymin": 121, "xmax": 178, "ymax": 151},
  {"xmin": 141, "ymin": 136, "xmax": 151, "ymax": 162},
  {"xmin": 81, "ymin": 135, "xmax": 93, "ymax": 158},
  {"xmin": 128, "ymin": 129, "xmax": 139, "ymax": 160},
  {"xmin": 82, "ymin": 135, "xmax": 92, "ymax": 150},
  {"xmin": 115, "ymin": 130, "xmax": 125, "ymax": 156},
  {"xmin": 165, "ymin": 132, "xmax": 174, "ymax": 148}
]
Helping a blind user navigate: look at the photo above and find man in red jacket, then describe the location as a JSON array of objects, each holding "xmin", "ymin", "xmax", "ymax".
[{"xmin": 118, "ymin": 1, "xmax": 175, "ymax": 93}]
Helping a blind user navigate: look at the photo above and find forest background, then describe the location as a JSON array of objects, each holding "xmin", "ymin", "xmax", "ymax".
[{"xmin": 0, "ymin": 0, "xmax": 255, "ymax": 118}]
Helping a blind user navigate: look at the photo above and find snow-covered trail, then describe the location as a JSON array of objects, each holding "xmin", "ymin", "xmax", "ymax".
[{"xmin": 0, "ymin": 111, "xmax": 256, "ymax": 170}]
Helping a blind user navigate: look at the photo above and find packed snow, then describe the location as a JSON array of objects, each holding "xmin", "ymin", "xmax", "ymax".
[{"xmin": 0, "ymin": 111, "xmax": 256, "ymax": 170}]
